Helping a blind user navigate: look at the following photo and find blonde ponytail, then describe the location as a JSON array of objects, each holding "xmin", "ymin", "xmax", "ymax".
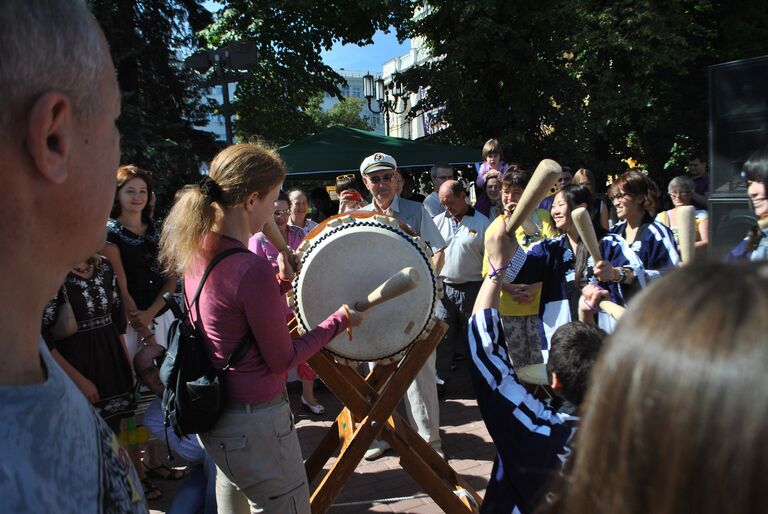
[
  {"xmin": 159, "ymin": 185, "xmax": 219, "ymax": 275},
  {"xmin": 159, "ymin": 142, "xmax": 286, "ymax": 275}
]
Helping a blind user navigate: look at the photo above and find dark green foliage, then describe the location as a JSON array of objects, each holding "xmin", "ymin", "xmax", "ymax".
[
  {"xmin": 90, "ymin": 0, "xmax": 220, "ymax": 216},
  {"xmin": 202, "ymin": 0, "xmax": 413, "ymax": 146},
  {"xmin": 402, "ymin": 1, "xmax": 768, "ymax": 190}
]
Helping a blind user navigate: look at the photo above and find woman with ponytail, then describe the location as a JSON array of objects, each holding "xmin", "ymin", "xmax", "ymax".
[{"xmin": 159, "ymin": 143, "xmax": 365, "ymax": 514}]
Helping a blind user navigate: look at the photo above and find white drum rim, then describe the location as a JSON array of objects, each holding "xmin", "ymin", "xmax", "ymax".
[{"xmin": 291, "ymin": 216, "xmax": 442, "ymax": 365}]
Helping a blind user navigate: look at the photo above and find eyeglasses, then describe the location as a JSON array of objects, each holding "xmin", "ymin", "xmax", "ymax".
[
  {"xmin": 336, "ymin": 173, "xmax": 357, "ymax": 182},
  {"xmin": 669, "ymin": 190, "xmax": 691, "ymax": 197},
  {"xmin": 367, "ymin": 173, "xmax": 395, "ymax": 184},
  {"xmin": 609, "ymin": 192, "xmax": 630, "ymax": 202},
  {"xmin": 274, "ymin": 209, "xmax": 290, "ymax": 216}
]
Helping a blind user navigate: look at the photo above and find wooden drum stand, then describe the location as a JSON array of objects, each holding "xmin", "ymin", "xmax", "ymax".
[{"xmin": 302, "ymin": 320, "xmax": 482, "ymax": 513}]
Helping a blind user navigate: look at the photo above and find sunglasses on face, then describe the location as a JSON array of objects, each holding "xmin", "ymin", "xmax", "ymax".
[
  {"xmin": 368, "ymin": 173, "xmax": 395, "ymax": 184},
  {"xmin": 274, "ymin": 209, "xmax": 290, "ymax": 216}
]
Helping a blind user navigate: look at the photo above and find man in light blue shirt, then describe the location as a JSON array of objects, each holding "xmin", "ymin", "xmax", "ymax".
[{"xmin": 359, "ymin": 152, "xmax": 447, "ymax": 460}]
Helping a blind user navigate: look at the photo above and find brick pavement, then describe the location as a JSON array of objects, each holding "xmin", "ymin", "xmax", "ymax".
[{"xmin": 149, "ymin": 360, "xmax": 494, "ymax": 513}]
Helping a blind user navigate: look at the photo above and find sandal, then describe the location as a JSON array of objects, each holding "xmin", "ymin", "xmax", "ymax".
[
  {"xmin": 141, "ymin": 478, "xmax": 162, "ymax": 501},
  {"xmin": 143, "ymin": 462, "xmax": 185, "ymax": 480}
]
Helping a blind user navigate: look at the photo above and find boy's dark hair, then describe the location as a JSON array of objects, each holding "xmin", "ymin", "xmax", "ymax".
[
  {"xmin": 277, "ymin": 190, "xmax": 289, "ymax": 203},
  {"xmin": 501, "ymin": 169, "xmax": 531, "ymax": 189},
  {"xmin": 546, "ymin": 321, "xmax": 606, "ymax": 406}
]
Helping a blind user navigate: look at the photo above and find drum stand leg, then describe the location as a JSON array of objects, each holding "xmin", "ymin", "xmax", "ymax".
[{"xmin": 305, "ymin": 321, "xmax": 482, "ymax": 514}]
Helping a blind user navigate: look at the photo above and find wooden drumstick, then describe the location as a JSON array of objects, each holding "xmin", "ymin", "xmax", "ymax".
[
  {"xmin": 353, "ymin": 267, "xmax": 420, "ymax": 312},
  {"xmin": 598, "ymin": 300, "xmax": 625, "ymax": 321},
  {"xmin": 676, "ymin": 205, "xmax": 696, "ymax": 265},
  {"xmin": 572, "ymin": 207, "xmax": 602, "ymax": 263},
  {"xmin": 505, "ymin": 159, "xmax": 562, "ymax": 236},
  {"xmin": 262, "ymin": 217, "xmax": 296, "ymax": 271},
  {"xmin": 262, "ymin": 217, "xmax": 291, "ymax": 254}
]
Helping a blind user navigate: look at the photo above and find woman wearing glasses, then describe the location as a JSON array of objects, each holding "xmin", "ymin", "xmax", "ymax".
[
  {"xmin": 249, "ymin": 191, "xmax": 325, "ymax": 414},
  {"xmin": 655, "ymin": 175, "xmax": 709, "ymax": 256},
  {"xmin": 608, "ymin": 170, "xmax": 679, "ymax": 291}
]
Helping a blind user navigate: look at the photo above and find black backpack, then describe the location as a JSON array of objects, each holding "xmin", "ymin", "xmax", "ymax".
[{"xmin": 160, "ymin": 248, "xmax": 253, "ymax": 437}]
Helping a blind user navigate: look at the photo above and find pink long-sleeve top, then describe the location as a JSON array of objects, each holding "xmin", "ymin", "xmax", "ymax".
[{"xmin": 185, "ymin": 234, "xmax": 348, "ymax": 405}]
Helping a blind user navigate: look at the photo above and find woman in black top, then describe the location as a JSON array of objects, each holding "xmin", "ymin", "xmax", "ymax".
[
  {"xmin": 102, "ymin": 165, "xmax": 177, "ymax": 358},
  {"xmin": 101, "ymin": 165, "xmax": 181, "ymax": 493},
  {"xmin": 42, "ymin": 255, "xmax": 134, "ymax": 433}
]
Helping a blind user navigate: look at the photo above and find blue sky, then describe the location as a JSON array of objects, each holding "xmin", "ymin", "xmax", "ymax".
[{"xmin": 320, "ymin": 31, "xmax": 410, "ymax": 72}]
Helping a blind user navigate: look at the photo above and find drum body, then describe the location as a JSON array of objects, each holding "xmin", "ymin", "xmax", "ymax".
[{"xmin": 292, "ymin": 214, "xmax": 442, "ymax": 364}]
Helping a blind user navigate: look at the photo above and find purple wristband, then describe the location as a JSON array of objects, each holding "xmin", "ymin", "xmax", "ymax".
[{"xmin": 488, "ymin": 257, "xmax": 512, "ymax": 278}]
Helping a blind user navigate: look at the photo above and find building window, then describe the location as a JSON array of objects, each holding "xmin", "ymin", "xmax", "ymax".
[
  {"xmin": 341, "ymin": 85, "xmax": 350, "ymax": 97},
  {"xmin": 352, "ymin": 86, "xmax": 362, "ymax": 98}
]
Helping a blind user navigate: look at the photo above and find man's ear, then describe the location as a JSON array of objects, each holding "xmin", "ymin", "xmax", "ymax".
[
  {"xmin": 25, "ymin": 92, "xmax": 73, "ymax": 184},
  {"xmin": 551, "ymin": 371, "xmax": 562, "ymax": 391}
]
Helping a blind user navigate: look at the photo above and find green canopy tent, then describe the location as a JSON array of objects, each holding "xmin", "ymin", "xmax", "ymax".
[{"xmin": 278, "ymin": 125, "xmax": 480, "ymax": 176}]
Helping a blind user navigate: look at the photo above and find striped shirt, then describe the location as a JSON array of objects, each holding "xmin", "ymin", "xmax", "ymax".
[
  {"xmin": 505, "ymin": 233, "xmax": 644, "ymax": 348},
  {"xmin": 609, "ymin": 215, "xmax": 680, "ymax": 281},
  {"xmin": 468, "ymin": 309, "xmax": 577, "ymax": 514}
]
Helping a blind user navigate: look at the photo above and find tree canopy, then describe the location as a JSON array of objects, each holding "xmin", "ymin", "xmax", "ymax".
[
  {"xmin": 90, "ymin": 0, "xmax": 221, "ymax": 215},
  {"xmin": 201, "ymin": 0, "xmax": 413, "ymax": 146},
  {"xmin": 402, "ymin": 0, "xmax": 768, "ymax": 187},
  {"xmin": 305, "ymin": 95, "xmax": 374, "ymax": 131}
]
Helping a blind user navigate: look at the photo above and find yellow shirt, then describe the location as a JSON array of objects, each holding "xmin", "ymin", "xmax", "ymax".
[{"xmin": 482, "ymin": 209, "xmax": 558, "ymax": 316}]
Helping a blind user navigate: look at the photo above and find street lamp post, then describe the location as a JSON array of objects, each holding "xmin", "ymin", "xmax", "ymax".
[
  {"xmin": 363, "ymin": 72, "xmax": 409, "ymax": 137},
  {"xmin": 184, "ymin": 41, "xmax": 259, "ymax": 145}
]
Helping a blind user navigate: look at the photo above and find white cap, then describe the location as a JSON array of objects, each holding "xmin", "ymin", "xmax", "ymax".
[{"xmin": 360, "ymin": 152, "xmax": 397, "ymax": 175}]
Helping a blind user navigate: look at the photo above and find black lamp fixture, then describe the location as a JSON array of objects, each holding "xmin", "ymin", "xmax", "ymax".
[{"xmin": 362, "ymin": 72, "xmax": 409, "ymax": 116}]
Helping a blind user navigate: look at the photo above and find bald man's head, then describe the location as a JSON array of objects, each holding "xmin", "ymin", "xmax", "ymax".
[{"xmin": 439, "ymin": 180, "xmax": 469, "ymax": 219}]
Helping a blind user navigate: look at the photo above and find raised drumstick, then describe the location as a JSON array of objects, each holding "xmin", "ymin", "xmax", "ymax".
[
  {"xmin": 505, "ymin": 159, "xmax": 562, "ymax": 236},
  {"xmin": 262, "ymin": 217, "xmax": 296, "ymax": 272},
  {"xmin": 598, "ymin": 300, "xmax": 625, "ymax": 321},
  {"xmin": 572, "ymin": 207, "xmax": 602, "ymax": 263},
  {"xmin": 353, "ymin": 267, "xmax": 420, "ymax": 312},
  {"xmin": 262, "ymin": 217, "xmax": 291, "ymax": 253},
  {"xmin": 676, "ymin": 205, "xmax": 696, "ymax": 265}
]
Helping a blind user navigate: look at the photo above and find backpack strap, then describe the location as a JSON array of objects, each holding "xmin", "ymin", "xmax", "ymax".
[
  {"xmin": 188, "ymin": 247, "xmax": 254, "ymax": 371},
  {"xmin": 190, "ymin": 247, "xmax": 251, "ymax": 307}
]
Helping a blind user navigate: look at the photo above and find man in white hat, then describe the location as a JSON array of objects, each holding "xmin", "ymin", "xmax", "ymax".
[{"xmin": 359, "ymin": 152, "xmax": 446, "ymax": 459}]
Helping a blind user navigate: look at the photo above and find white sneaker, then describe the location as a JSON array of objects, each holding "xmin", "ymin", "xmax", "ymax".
[
  {"xmin": 364, "ymin": 439, "xmax": 391, "ymax": 460},
  {"xmin": 301, "ymin": 395, "xmax": 325, "ymax": 415}
]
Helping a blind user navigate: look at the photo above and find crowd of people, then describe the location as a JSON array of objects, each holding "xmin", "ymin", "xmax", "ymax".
[{"xmin": 3, "ymin": 1, "xmax": 768, "ymax": 514}]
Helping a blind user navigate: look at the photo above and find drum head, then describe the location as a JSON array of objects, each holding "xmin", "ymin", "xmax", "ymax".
[{"xmin": 292, "ymin": 214, "xmax": 441, "ymax": 364}]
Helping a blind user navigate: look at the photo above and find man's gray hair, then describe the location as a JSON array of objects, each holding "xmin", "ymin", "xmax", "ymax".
[{"xmin": 0, "ymin": 0, "xmax": 107, "ymax": 137}]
